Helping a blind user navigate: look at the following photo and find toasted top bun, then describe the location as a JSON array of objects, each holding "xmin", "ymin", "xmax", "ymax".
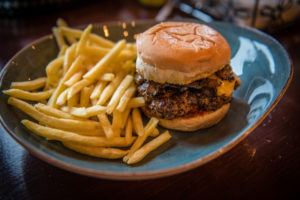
[{"xmin": 136, "ymin": 22, "xmax": 231, "ymax": 84}]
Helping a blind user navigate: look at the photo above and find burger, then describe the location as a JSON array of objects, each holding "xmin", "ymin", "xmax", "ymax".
[{"xmin": 135, "ymin": 22, "xmax": 241, "ymax": 131}]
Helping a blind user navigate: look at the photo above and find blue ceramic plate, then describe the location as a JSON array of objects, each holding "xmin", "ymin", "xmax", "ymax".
[{"xmin": 0, "ymin": 20, "xmax": 292, "ymax": 180}]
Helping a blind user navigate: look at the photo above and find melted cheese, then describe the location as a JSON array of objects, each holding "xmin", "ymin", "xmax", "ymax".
[
  {"xmin": 217, "ymin": 80, "xmax": 235, "ymax": 96},
  {"xmin": 208, "ymin": 74, "xmax": 236, "ymax": 97}
]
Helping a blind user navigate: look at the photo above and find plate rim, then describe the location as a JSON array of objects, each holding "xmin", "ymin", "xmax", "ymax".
[{"xmin": 0, "ymin": 20, "xmax": 294, "ymax": 180}]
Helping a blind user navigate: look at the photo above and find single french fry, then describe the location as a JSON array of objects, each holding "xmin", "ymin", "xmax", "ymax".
[
  {"xmin": 97, "ymin": 113, "xmax": 114, "ymax": 139},
  {"xmin": 57, "ymin": 44, "xmax": 68, "ymax": 57},
  {"xmin": 150, "ymin": 128, "xmax": 160, "ymax": 137},
  {"xmin": 106, "ymin": 75, "xmax": 133, "ymax": 114},
  {"xmin": 127, "ymin": 97, "xmax": 145, "ymax": 108},
  {"xmin": 35, "ymin": 103, "xmax": 78, "ymax": 120},
  {"xmin": 125, "ymin": 115, "xmax": 133, "ymax": 143},
  {"xmin": 76, "ymin": 24, "xmax": 92, "ymax": 55},
  {"xmin": 126, "ymin": 43, "xmax": 137, "ymax": 54},
  {"xmin": 10, "ymin": 77, "xmax": 47, "ymax": 91},
  {"xmin": 83, "ymin": 45, "xmax": 136, "ymax": 61},
  {"xmin": 111, "ymin": 110, "xmax": 123, "ymax": 137},
  {"xmin": 97, "ymin": 70, "xmax": 126, "ymax": 105},
  {"xmin": 63, "ymin": 43, "xmax": 77, "ymax": 74},
  {"xmin": 22, "ymin": 120, "xmax": 135, "ymax": 147},
  {"xmin": 63, "ymin": 142, "xmax": 128, "ymax": 159},
  {"xmin": 64, "ymin": 69, "xmax": 84, "ymax": 87},
  {"xmin": 3, "ymin": 89, "xmax": 54, "ymax": 101},
  {"xmin": 123, "ymin": 117, "xmax": 159, "ymax": 162},
  {"xmin": 56, "ymin": 88, "xmax": 69, "ymax": 106},
  {"xmin": 90, "ymin": 81, "xmax": 107, "ymax": 100},
  {"xmin": 67, "ymin": 79, "xmax": 93, "ymax": 100},
  {"xmin": 56, "ymin": 18, "xmax": 77, "ymax": 44},
  {"xmin": 83, "ymin": 39, "xmax": 126, "ymax": 80},
  {"xmin": 72, "ymin": 129, "xmax": 105, "ymax": 137},
  {"xmin": 80, "ymin": 86, "xmax": 93, "ymax": 107},
  {"xmin": 127, "ymin": 131, "xmax": 171, "ymax": 164},
  {"xmin": 52, "ymin": 27, "xmax": 66, "ymax": 49},
  {"xmin": 100, "ymin": 73, "xmax": 115, "ymax": 82},
  {"xmin": 70, "ymin": 105, "xmax": 106, "ymax": 118},
  {"xmin": 67, "ymin": 93, "xmax": 79, "ymax": 107},
  {"xmin": 132, "ymin": 108, "xmax": 144, "ymax": 136},
  {"xmin": 120, "ymin": 107, "xmax": 131, "ymax": 129},
  {"xmin": 45, "ymin": 56, "xmax": 64, "ymax": 87},
  {"xmin": 60, "ymin": 26, "xmax": 114, "ymax": 48},
  {"xmin": 8, "ymin": 97, "xmax": 99, "ymax": 131},
  {"xmin": 116, "ymin": 85, "xmax": 136, "ymax": 112}
]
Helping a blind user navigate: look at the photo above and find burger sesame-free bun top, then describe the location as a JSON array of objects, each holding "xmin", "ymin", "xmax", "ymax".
[{"xmin": 136, "ymin": 22, "xmax": 231, "ymax": 84}]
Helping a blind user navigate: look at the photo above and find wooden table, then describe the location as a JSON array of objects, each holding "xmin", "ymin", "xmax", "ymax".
[{"xmin": 0, "ymin": 1, "xmax": 299, "ymax": 199}]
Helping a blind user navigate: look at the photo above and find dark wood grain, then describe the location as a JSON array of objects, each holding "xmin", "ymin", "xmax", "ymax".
[{"xmin": 0, "ymin": 1, "xmax": 299, "ymax": 199}]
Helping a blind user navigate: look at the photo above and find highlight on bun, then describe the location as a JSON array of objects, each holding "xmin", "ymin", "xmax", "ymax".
[{"xmin": 136, "ymin": 22, "xmax": 231, "ymax": 84}]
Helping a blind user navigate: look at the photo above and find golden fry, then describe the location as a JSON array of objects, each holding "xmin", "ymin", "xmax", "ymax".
[
  {"xmin": 100, "ymin": 73, "xmax": 115, "ymax": 82},
  {"xmin": 125, "ymin": 115, "xmax": 133, "ymax": 143},
  {"xmin": 56, "ymin": 88, "xmax": 69, "ymax": 106},
  {"xmin": 47, "ymin": 56, "xmax": 83, "ymax": 107},
  {"xmin": 63, "ymin": 43, "xmax": 77, "ymax": 74},
  {"xmin": 123, "ymin": 117, "xmax": 159, "ymax": 162},
  {"xmin": 3, "ymin": 89, "xmax": 54, "ymax": 101},
  {"xmin": 97, "ymin": 113, "xmax": 114, "ymax": 139},
  {"xmin": 10, "ymin": 77, "xmax": 47, "ymax": 91},
  {"xmin": 76, "ymin": 24, "xmax": 92, "ymax": 55},
  {"xmin": 57, "ymin": 45, "xmax": 68, "ymax": 57},
  {"xmin": 127, "ymin": 131, "xmax": 171, "ymax": 164},
  {"xmin": 90, "ymin": 81, "xmax": 107, "ymax": 100},
  {"xmin": 80, "ymin": 86, "xmax": 93, "ymax": 107},
  {"xmin": 60, "ymin": 26, "xmax": 114, "ymax": 48},
  {"xmin": 64, "ymin": 70, "xmax": 84, "ymax": 87},
  {"xmin": 22, "ymin": 120, "xmax": 135, "ymax": 147},
  {"xmin": 63, "ymin": 142, "xmax": 128, "ymax": 159},
  {"xmin": 8, "ymin": 97, "xmax": 99, "ymax": 131},
  {"xmin": 106, "ymin": 75, "xmax": 133, "ymax": 114},
  {"xmin": 52, "ymin": 27, "xmax": 66, "ymax": 49},
  {"xmin": 127, "ymin": 97, "xmax": 145, "ymax": 108},
  {"xmin": 116, "ymin": 85, "xmax": 136, "ymax": 112},
  {"xmin": 34, "ymin": 103, "xmax": 78, "ymax": 120},
  {"xmin": 83, "ymin": 39, "xmax": 126, "ymax": 80},
  {"xmin": 67, "ymin": 79, "xmax": 93, "ymax": 100},
  {"xmin": 56, "ymin": 18, "xmax": 77, "ymax": 44},
  {"xmin": 132, "ymin": 108, "xmax": 144, "ymax": 136},
  {"xmin": 45, "ymin": 56, "xmax": 64, "ymax": 87},
  {"xmin": 97, "ymin": 70, "xmax": 126, "ymax": 105},
  {"xmin": 70, "ymin": 105, "xmax": 106, "ymax": 118},
  {"xmin": 67, "ymin": 93, "xmax": 79, "ymax": 107}
]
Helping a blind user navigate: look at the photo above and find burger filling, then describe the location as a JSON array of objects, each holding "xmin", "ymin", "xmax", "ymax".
[{"xmin": 136, "ymin": 65, "xmax": 241, "ymax": 120}]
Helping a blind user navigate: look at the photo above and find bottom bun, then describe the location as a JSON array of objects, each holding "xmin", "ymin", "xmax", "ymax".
[{"xmin": 143, "ymin": 104, "xmax": 230, "ymax": 132}]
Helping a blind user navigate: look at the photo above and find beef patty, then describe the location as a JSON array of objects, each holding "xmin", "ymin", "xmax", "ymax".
[{"xmin": 136, "ymin": 65, "xmax": 237, "ymax": 120}]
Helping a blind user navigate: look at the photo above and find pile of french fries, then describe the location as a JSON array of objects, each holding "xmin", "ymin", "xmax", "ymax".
[{"xmin": 3, "ymin": 18, "xmax": 171, "ymax": 164}]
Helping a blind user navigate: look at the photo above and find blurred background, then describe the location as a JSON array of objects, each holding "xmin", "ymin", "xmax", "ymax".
[{"xmin": 0, "ymin": 0, "xmax": 300, "ymax": 68}]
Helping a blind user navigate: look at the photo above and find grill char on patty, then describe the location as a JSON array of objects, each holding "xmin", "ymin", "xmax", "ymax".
[{"xmin": 136, "ymin": 65, "xmax": 238, "ymax": 120}]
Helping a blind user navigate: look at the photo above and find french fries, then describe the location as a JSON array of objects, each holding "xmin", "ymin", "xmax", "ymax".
[
  {"xmin": 22, "ymin": 120, "xmax": 135, "ymax": 147},
  {"xmin": 3, "ymin": 19, "xmax": 172, "ymax": 164},
  {"xmin": 127, "ymin": 131, "xmax": 171, "ymax": 164},
  {"xmin": 8, "ymin": 97, "xmax": 99, "ymax": 131}
]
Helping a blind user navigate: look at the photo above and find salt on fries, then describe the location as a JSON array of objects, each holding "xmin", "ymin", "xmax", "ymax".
[{"xmin": 3, "ymin": 19, "xmax": 171, "ymax": 164}]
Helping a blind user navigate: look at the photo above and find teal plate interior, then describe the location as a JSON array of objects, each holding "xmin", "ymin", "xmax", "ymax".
[{"xmin": 0, "ymin": 20, "xmax": 293, "ymax": 180}]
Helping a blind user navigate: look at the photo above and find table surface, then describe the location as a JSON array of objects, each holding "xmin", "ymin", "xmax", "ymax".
[{"xmin": 0, "ymin": 1, "xmax": 299, "ymax": 199}]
